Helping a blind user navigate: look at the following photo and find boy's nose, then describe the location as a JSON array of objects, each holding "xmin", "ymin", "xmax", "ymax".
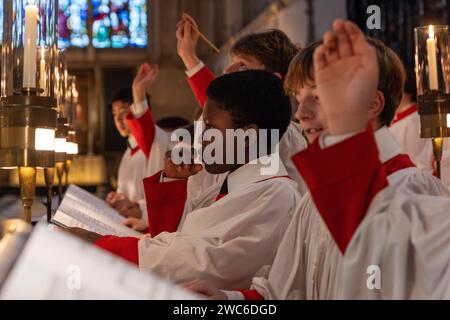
[{"xmin": 296, "ymin": 104, "xmax": 314, "ymax": 122}]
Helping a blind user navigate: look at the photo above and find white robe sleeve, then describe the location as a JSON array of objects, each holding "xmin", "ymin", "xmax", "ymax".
[
  {"xmin": 342, "ymin": 170, "xmax": 450, "ymax": 299},
  {"xmin": 137, "ymin": 180, "xmax": 298, "ymax": 290}
]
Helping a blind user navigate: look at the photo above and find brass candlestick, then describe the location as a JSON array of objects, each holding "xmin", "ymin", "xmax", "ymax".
[
  {"xmin": 18, "ymin": 167, "xmax": 36, "ymax": 223},
  {"xmin": 415, "ymin": 25, "xmax": 450, "ymax": 179},
  {"xmin": 65, "ymin": 157, "xmax": 72, "ymax": 187},
  {"xmin": 432, "ymin": 137, "xmax": 444, "ymax": 178},
  {"xmin": 44, "ymin": 167, "xmax": 55, "ymax": 222},
  {"xmin": 0, "ymin": 0, "xmax": 58, "ymax": 223},
  {"xmin": 55, "ymin": 162, "xmax": 65, "ymax": 204}
]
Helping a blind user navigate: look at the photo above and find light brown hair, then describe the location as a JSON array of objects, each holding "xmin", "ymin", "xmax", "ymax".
[
  {"xmin": 231, "ymin": 29, "xmax": 300, "ymax": 79},
  {"xmin": 285, "ymin": 38, "xmax": 406, "ymax": 126}
]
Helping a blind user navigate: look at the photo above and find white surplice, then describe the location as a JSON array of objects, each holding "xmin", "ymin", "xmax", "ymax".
[
  {"xmin": 137, "ymin": 157, "xmax": 301, "ymax": 290},
  {"xmin": 117, "ymin": 129, "xmax": 168, "ymax": 219},
  {"xmin": 389, "ymin": 108, "xmax": 430, "ymax": 168},
  {"xmin": 389, "ymin": 105, "xmax": 450, "ymax": 191},
  {"xmin": 250, "ymin": 127, "xmax": 449, "ymax": 300},
  {"xmin": 339, "ymin": 171, "xmax": 450, "ymax": 299}
]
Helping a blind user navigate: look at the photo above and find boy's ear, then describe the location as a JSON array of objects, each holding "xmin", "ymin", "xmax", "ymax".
[{"xmin": 369, "ymin": 91, "xmax": 385, "ymax": 126}]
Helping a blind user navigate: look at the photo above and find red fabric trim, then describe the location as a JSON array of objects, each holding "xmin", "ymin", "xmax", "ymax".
[
  {"xmin": 382, "ymin": 154, "xmax": 415, "ymax": 177},
  {"xmin": 95, "ymin": 236, "xmax": 139, "ymax": 265},
  {"xmin": 391, "ymin": 104, "xmax": 417, "ymax": 125},
  {"xmin": 237, "ymin": 289, "xmax": 264, "ymax": 300},
  {"xmin": 126, "ymin": 109, "xmax": 156, "ymax": 159},
  {"xmin": 143, "ymin": 171, "xmax": 188, "ymax": 237},
  {"xmin": 292, "ymin": 127, "xmax": 388, "ymax": 254},
  {"xmin": 257, "ymin": 175, "xmax": 292, "ymax": 183},
  {"xmin": 130, "ymin": 146, "xmax": 140, "ymax": 156},
  {"xmin": 186, "ymin": 66, "xmax": 215, "ymax": 109},
  {"xmin": 432, "ymin": 156, "xmax": 438, "ymax": 177},
  {"xmin": 293, "ymin": 127, "xmax": 417, "ymax": 254},
  {"xmin": 214, "ymin": 193, "xmax": 228, "ymax": 202}
]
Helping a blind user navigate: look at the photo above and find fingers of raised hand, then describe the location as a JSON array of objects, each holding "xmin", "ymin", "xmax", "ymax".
[
  {"xmin": 323, "ymin": 31, "xmax": 339, "ymax": 63},
  {"xmin": 333, "ymin": 19, "xmax": 353, "ymax": 58}
]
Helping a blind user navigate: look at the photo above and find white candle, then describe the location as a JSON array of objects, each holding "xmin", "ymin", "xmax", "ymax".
[
  {"xmin": 39, "ymin": 47, "xmax": 46, "ymax": 95},
  {"xmin": 23, "ymin": 2, "xmax": 39, "ymax": 89},
  {"xmin": 427, "ymin": 25, "xmax": 439, "ymax": 90}
]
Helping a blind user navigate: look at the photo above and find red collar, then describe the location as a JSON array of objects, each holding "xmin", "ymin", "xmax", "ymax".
[
  {"xmin": 391, "ymin": 104, "xmax": 418, "ymax": 125},
  {"xmin": 382, "ymin": 154, "xmax": 416, "ymax": 177}
]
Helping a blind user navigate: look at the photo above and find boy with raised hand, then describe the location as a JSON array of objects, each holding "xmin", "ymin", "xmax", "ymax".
[
  {"xmin": 289, "ymin": 20, "xmax": 450, "ymax": 299},
  {"xmin": 173, "ymin": 14, "xmax": 307, "ymax": 195},
  {"xmin": 105, "ymin": 88, "xmax": 154, "ymax": 222},
  {"xmin": 183, "ymin": 21, "xmax": 450, "ymax": 300},
  {"xmin": 66, "ymin": 70, "xmax": 302, "ymax": 290},
  {"xmin": 129, "ymin": 17, "xmax": 308, "ymax": 234}
]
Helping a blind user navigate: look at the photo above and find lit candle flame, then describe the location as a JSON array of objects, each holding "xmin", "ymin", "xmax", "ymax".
[{"xmin": 429, "ymin": 25, "xmax": 435, "ymax": 39}]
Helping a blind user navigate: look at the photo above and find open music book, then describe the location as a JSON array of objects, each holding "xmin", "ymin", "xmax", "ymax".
[
  {"xmin": 51, "ymin": 185, "xmax": 141, "ymax": 237},
  {"xmin": 0, "ymin": 223, "xmax": 198, "ymax": 299}
]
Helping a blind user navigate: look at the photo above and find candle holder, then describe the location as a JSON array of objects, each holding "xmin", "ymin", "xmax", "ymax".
[
  {"xmin": 64, "ymin": 75, "xmax": 79, "ymax": 186},
  {"xmin": 415, "ymin": 25, "xmax": 450, "ymax": 178},
  {"xmin": 1, "ymin": 0, "xmax": 58, "ymax": 223},
  {"xmin": 54, "ymin": 50, "xmax": 69, "ymax": 203},
  {"xmin": 55, "ymin": 118, "xmax": 68, "ymax": 204}
]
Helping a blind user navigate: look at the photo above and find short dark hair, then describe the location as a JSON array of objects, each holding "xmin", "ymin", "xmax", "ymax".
[
  {"xmin": 108, "ymin": 87, "xmax": 151, "ymax": 109},
  {"xmin": 156, "ymin": 116, "xmax": 190, "ymax": 130},
  {"xmin": 206, "ymin": 70, "xmax": 292, "ymax": 147},
  {"xmin": 231, "ymin": 29, "xmax": 300, "ymax": 80},
  {"xmin": 285, "ymin": 38, "xmax": 405, "ymax": 126}
]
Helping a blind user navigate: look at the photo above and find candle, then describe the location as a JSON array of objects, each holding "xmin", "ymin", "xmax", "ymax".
[
  {"xmin": 427, "ymin": 25, "xmax": 439, "ymax": 90},
  {"xmin": 39, "ymin": 47, "xmax": 46, "ymax": 95},
  {"xmin": 23, "ymin": 1, "xmax": 39, "ymax": 89}
]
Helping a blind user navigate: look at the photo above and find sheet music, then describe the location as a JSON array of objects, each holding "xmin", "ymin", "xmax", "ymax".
[
  {"xmin": 52, "ymin": 185, "xmax": 140, "ymax": 237},
  {"xmin": 0, "ymin": 223, "xmax": 198, "ymax": 300}
]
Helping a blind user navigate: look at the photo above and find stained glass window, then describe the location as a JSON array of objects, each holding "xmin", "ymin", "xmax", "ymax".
[
  {"xmin": 58, "ymin": 0, "xmax": 89, "ymax": 49},
  {"xmin": 0, "ymin": 1, "xmax": 147, "ymax": 49},
  {"xmin": 128, "ymin": 0, "xmax": 147, "ymax": 48},
  {"xmin": 93, "ymin": 0, "xmax": 147, "ymax": 48}
]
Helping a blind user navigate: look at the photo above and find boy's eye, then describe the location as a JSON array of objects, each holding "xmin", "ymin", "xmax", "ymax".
[{"xmin": 238, "ymin": 63, "xmax": 247, "ymax": 70}]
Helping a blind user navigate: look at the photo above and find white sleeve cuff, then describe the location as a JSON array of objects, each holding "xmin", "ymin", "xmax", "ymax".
[
  {"xmin": 130, "ymin": 100, "xmax": 149, "ymax": 118},
  {"xmin": 319, "ymin": 132, "xmax": 359, "ymax": 149},
  {"xmin": 185, "ymin": 61, "xmax": 205, "ymax": 78},
  {"xmin": 222, "ymin": 290, "xmax": 245, "ymax": 300},
  {"xmin": 159, "ymin": 171, "xmax": 184, "ymax": 183}
]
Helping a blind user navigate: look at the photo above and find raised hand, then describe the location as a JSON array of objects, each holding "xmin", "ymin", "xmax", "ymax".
[
  {"xmin": 132, "ymin": 63, "xmax": 158, "ymax": 104},
  {"xmin": 176, "ymin": 13, "xmax": 200, "ymax": 70},
  {"xmin": 313, "ymin": 20, "xmax": 379, "ymax": 135}
]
